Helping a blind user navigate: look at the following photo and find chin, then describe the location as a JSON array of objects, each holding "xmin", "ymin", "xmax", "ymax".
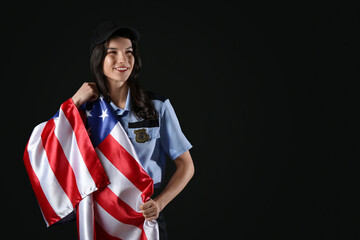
[{"xmin": 107, "ymin": 76, "xmax": 129, "ymax": 84}]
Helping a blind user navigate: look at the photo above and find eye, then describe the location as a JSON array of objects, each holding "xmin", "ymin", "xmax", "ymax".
[
  {"xmin": 126, "ymin": 50, "xmax": 133, "ymax": 55},
  {"xmin": 107, "ymin": 51, "xmax": 117, "ymax": 54}
]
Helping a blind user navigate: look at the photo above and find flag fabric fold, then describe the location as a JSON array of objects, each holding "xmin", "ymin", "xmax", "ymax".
[{"xmin": 24, "ymin": 97, "xmax": 159, "ymax": 240}]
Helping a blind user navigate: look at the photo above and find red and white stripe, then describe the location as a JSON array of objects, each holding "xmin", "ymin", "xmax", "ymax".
[
  {"xmin": 24, "ymin": 99, "xmax": 159, "ymax": 240},
  {"xmin": 91, "ymin": 121, "xmax": 158, "ymax": 240}
]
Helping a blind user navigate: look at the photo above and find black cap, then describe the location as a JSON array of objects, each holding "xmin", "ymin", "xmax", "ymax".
[{"xmin": 89, "ymin": 21, "xmax": 140, "ymax": 54}]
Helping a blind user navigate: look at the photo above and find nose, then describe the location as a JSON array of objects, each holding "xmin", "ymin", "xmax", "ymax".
[{"xmin": 117, "ymin": 51, "xmax": 127, "ymax": 64}]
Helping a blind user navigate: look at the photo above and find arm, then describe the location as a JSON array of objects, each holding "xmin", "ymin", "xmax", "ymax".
[{"xmin": 140, "ymin": 150, "xmax": 194, "ymax": 221}]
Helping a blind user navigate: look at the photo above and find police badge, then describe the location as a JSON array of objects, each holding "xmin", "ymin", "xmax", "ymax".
[{"xmin": 134, "ymin": 128, "xmax": 150, "ymax": 143}]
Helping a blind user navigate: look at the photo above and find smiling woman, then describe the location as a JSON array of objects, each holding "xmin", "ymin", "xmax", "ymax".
[
  {"xmin": 88, "ymin": 26, "xmax": 159, "ymax": 121},
  {"xmin": 103, "ymin": 39, "xmax": 134, "ymax": 83},
  {"xmin": 24, "ymin": 20, "xmax": 194, "ymax": 240},
  {"xmin": 76, "ymin": 22, "xmax": 194, "ymax": 239}
]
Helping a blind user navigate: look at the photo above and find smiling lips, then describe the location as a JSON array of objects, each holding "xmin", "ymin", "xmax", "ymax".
[{"xmin": 114, "ymin": 67, "xmax": 129, "ymax": 72}]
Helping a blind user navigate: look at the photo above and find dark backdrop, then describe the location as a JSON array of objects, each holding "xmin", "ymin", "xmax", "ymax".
[{"xmin": 1, "ymin": 1, "xmax": 359, "ymax": 239}]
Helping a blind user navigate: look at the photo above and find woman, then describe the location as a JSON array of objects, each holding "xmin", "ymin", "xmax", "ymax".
[{"xmin": 73, "ymin": 21, "xmax": 195, "ymax": 239}]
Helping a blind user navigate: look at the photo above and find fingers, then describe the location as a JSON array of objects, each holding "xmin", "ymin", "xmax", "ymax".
[
  {"xmin": 88, "ymin": 82, "xmax": 98, "ymax": 91},
  {"xmin": 140, "ymin": 199, "xmax": 160, "ymax": 221},
  {"xmin": 72, "ymin": 82, "xmax": 99, "ymax": 107},
  {"xmin": 142, "ymin": 206, "xmax": 157, "ymax": 215},
  {"xmin": 140, "ymin": 200, "xmax": 152, "ymax": 211},
  {"xmin": 88, "ymin": 83, "xmax": 99, "ymax": 101},
  {"xmin": 143, "ymin": 209, "xmax": 158, "ymax": 221},
  {"xmin": 84, "ymin": 82, "xmax": 98, "ymax": 94},
  {"xmin": 143, "ymin": 211, "xmax": 158, "ymax": 221}
]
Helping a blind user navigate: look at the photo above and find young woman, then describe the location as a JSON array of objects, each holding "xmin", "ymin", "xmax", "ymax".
[{"xmin": 72, "ymin": 21, "xmax": 195, "ymax": 239}]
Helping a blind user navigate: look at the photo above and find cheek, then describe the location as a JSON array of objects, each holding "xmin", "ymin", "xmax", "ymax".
[
  {"xmin": 129, "ymin": 57, "xmax": 135, "ymax": 68},
  {"xmin": 103, "ymin": 57, "xmax": 113, "ymax": 72}
]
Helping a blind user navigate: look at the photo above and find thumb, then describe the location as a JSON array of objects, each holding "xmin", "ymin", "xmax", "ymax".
[
  {"xmin": 139, "ymin": 200, "xmax": 152, "ymax": 211},
  {"xmin": 139, "ymin": 202, "xmax": 148, "ymax": 211},
  {"xmin": 139, "ymin": 203, "xmax": 144, "ymax": 211}
]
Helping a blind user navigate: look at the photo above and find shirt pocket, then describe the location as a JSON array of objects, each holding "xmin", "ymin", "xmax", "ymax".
[{"xmin": 127, "ymin": 127, "xmax": 160, "ymax": 143}]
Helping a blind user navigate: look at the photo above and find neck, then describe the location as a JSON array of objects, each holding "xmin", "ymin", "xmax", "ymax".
[{"xmin": 108, "ymin": 81, "xmax": 129, "ymax": 109}]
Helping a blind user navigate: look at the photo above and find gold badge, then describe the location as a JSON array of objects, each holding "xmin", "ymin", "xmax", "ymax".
[{"xmin": 134, "ymin": 128, "xmax": 150, "ymax": 143}]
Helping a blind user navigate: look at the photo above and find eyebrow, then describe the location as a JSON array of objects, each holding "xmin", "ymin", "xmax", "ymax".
[{"xmin": 106, "ymin": 46, "xmax": 133, "ymax": 51}]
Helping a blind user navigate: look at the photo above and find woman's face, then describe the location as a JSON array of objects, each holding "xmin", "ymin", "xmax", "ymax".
[{"xmin": 103, "ymin": 37, "xmax": 135, "ymax": 85}]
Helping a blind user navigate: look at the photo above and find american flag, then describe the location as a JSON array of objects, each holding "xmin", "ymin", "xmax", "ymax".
[{"xmin": 24, "ymin": 97, "xmax": 159, "ymax": 240}]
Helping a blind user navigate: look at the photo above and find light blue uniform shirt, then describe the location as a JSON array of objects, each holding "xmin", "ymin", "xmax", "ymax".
[{"xmin": 110, "ymin": 90, "xmax": 192, "ymax": 188}]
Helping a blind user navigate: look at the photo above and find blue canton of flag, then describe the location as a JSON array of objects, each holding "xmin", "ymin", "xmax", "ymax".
[{"xmin": 81, "ymin": 96, "xmax": 119, "ymax": 147}]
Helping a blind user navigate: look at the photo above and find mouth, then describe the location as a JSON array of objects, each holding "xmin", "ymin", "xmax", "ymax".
[{"xmin": 114, "ymin": 67, "xmax": 129, "ymax": 72}]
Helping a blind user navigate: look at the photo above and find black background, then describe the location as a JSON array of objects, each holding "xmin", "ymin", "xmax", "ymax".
[{"xmin": 1, "ymin": 1, "xmax": 360, "ymax": 239}]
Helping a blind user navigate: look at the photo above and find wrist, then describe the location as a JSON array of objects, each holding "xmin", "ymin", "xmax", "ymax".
[
  {"xmin": 71, "ymin": 96, "xmax": 81, "ymax": 108},
  {"xmin": 154, "ymin": 195, "xmax": 167, "ymax": 212}
]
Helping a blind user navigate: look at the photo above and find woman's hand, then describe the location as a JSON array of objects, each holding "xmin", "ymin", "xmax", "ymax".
[
  {"xmin": 72, "ymin": 82, "xmax": 99, "ymax": 108},
  {"xmin": 140, "ymin": 151, "xmax": 194, "ymax": 221},
  {"xmin": 140, "ymin": 198, "xmax": 161, "ymax": 221}
]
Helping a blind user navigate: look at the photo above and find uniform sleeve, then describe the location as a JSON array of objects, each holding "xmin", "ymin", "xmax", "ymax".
[{"xmin": 159, "ymin": 100, "xmax": 192, "ymax": 160}]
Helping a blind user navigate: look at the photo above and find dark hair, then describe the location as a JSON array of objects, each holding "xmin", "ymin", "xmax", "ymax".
[{"xmin": 90, "ymin": 32, "xmax": 158, "ymax": 120}]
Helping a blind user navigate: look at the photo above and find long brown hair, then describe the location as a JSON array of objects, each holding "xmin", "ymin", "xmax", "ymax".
[{"xmin": 90, "ymin": 31, "xmax": 158, "ymax": 120}]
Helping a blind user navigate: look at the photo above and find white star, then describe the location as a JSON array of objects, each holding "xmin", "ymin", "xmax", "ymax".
[
  {"xmin": 86, "ymin": 109, "xmax": 92, "ymax": 117},
  {"xmin": 99, "ymin": 109, "xmax": 108, "ymax": 121}
]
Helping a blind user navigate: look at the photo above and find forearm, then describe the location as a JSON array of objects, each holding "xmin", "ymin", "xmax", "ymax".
[{"xmin": 154, "ymin": 151, "xmax": 194, "ymax": 211}]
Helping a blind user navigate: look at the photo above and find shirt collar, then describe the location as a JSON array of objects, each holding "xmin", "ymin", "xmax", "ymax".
[{"xmin": 110, "ymin": 88, "xmax": 131, "ymax": 116}]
